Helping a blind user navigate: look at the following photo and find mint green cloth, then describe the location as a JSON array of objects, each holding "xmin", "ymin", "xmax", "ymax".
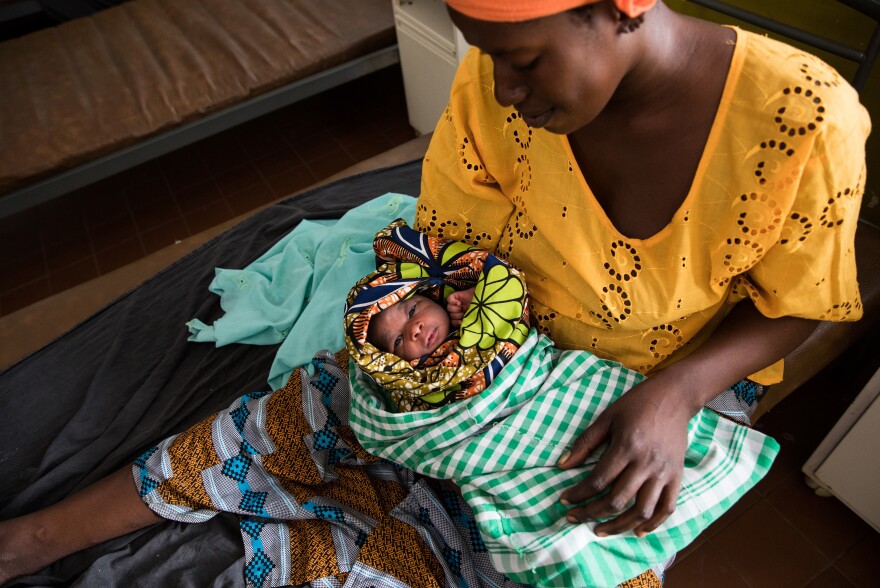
[{"xmin": 187, "ymin": 193, "xmax": 417, "ymax": 390}]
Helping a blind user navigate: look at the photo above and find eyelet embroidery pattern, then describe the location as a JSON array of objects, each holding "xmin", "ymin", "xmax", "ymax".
[
  {"xmin": 799, "ymin": 59, "xmax": 842, "ymax": 90},
  {"xmin": 588, "ymin": 310, "xmax": 614, "ymax": 330},
  {"xmin": 517, "ymin": 154, "xmax": 532, "ymax": 193},
  {"xmin": 772, "ymin": 85, "xmax": 825, "ymax": 138},
  {"xmin": 746, "ymin": 139, "xmax": 800, "ymax": 191},
  {"xmin": 820, "ymin": 299, "xmax": 862, "ymax": 321},
  {"xmin": 731, "ymin": 277, "xmax": 762, "ymax": 305},
  {"xmin": 733, "ymin": 192, "xmax": 783, "ymax": 236},
  {"xmin": 459, "ymin": 136, "xmax": 484, "ymax": 173},
  {"xmin": 600, "ymin": 283, "xmax": 632, "ymax": 323},
  {"xmin": 504, "ymin": 111, "xmax": 532, "ymax": 150},
  {"xmin": 533, "ymin": 309, "xmax": 557, "ymax": 337},
  {"xmin": 603, "ymin": 240, "xmax": 641, "ymax": 282},
  {"xmin": 715, "ymin": 237, "xmax": 765, "ymax": 287},
  {"xmin": 509, "ymin": 173, "xmax": 538, "ymax": 242},
  {"xmin": 416, "ymin": 204, "xmax": 491, "ymax": 247},
  {"xmin": 646, "ymin": 324, "xmax": 685, "ymax": 362},
  {"xmin": 777, "ymin": 211, "xmax": 814, "ymax": 251},
  {"xmin": 819, "ymin": 188, "xmax": 855, "ymax": 229}
]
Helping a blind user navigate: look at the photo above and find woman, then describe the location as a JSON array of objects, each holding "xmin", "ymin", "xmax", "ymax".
[
  {"xmin": 416, "ymin": 0, "xmax": 867, "ymax": 538},
  {"xmin": 0, "ymin": 0, "xmax": 868, "ymax": 585}
]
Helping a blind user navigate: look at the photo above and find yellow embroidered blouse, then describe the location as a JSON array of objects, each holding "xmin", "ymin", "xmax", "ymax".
[{"xmin": 415, "ymin": 29, "xmax": 870, "ymax": 384}]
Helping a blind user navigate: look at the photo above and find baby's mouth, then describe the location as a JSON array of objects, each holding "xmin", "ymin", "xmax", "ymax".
[{"xmin": 424, "ymin": 326, "xmax": 437, "ymax": 348}]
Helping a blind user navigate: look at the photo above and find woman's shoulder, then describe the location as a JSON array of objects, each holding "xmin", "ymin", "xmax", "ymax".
[
  {"xmin": 449, "ymin": 48, "xmax": 503, "ymax": 116},
  {"xmin": 733, "ymin": 28, "xmax": 869, "ymax": 138}
]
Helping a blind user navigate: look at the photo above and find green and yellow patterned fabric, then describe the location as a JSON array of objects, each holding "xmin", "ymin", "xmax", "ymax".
[{"xmin": 344, "ymin": 219, "xmax": 530, "ymax": 412}]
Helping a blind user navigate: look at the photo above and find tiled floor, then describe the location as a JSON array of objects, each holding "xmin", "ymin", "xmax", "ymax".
[
  {"xmin": 1, "ymin": 59, "xmax": 878, "ymax": 587},
  {"xmin": 667, "ymin": 342, "xmax": 880, "ymax": 588},
  {"xmin": 0, "ymin": 64, "xmax": 416, "ymax": 317}
]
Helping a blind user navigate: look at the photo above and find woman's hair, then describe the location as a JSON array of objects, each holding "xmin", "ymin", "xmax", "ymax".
[
  {"xmin": 567, "ymin": 1, "xmax": 644, "ymax": 33},
  {"xmin": 567, "ymin": 3, "xmax": 595, "ymax": 22}
]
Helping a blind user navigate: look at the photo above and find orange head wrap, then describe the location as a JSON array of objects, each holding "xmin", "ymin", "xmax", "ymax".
[{"xmin": 444, "ymin": 0, "xmax": 657, "ymax": 22}]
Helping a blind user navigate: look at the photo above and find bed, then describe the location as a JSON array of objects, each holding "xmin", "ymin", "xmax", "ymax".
[{"xmin": 0, "ymin": 0, "xmax": 397, "ymax": 219}]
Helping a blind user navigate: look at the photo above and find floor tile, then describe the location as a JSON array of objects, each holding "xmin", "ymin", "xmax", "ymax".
[
  {"xmin": 183, "ymin": 200, "xmax": 235, "ymax": 235},
  {"xmin": 90, "ymin": 214, "xmax": 139, "ymax": 253},
  {"xmin": 0, "ymin": 277, "xmax": 51, "ymax": 315},
  {"xmin": 252, "ymin": 146, "xmax": 304, "ymax": 180},
  {"xmin": 79, "ymin": 186, "xmax": 132, "ymax": 228},
  {"xmin": 94, "ymin": 238, "xmax": 145, "ymax": 274},
  {"xmin": 666, "ymin": 541, "xmax": 750, "ymax": 587},
  {"xmin": 131, "ymin": 195, "xmax": 182, "ymax": 233},
  {"xmin": 289, "ymin": 129, "xmax": 344, "ymax": 163},
  {"xmin": 140, "ymin": 218, "xmax": 192, "ymax": 254},
  {"xmin": 38, "ymin": 198, "xmax": 88, "ymax": 245},
  {"xmin": 124, "ymin": 175, "xmax": 173, "ymax": 207},
  {"xmin": 235, "ymin": 125, "xmax": 290, "ymax": 160},
  {"xmin": 198, "ymin": 133, "xmax": 250, "ymax": 174},
  {"xmin": 0, "ymin": 207, "xmax": 41, "ymax": 252},
  {"xmin": 804, "ymin": 567, "xmax": 855, "ymax": 588},
  {"xmin": 710, "ymin": 499, "xmax": 829, "ymax": 588},
  {"xmin": 307, "ymin": 148, "xmax": 357, "ymax": 180},
  {"xmin": 214, "ymin": 161, "xmax": 266, "ymax": 197},
  {"xmin": 49, "ymin": 257, "xmax": 99, "ymax": 294},
  {"xmin": 173, "ymin": 179, "xmax": 225, "ymax": 215},
  {"xmin": 1, "ymin": 251, "xmax": 47, "ymax": 292},
  {"xmin": 44, "ymin": 234, "xmax": 94, "ymax": 273},
  {"xmin": 161, "ymin": 152, "xmax": 211, "ymax": 193},
  {"xmin": 224, "ymin": 183, "xmax": 279, "ymax": 216},
  {"xmin": 344, "ymin": 134, "xmax": 397, "ymax": 162},
  {"xmin": 265, "ymin": 165, "xmax": 318, "ymax": 199},
  {"xmin": 835, "ymin": 530, "xmax": 880, "ymax": 588},
  {"xmin": 766, "ymin": 474, "xmax": 871, "ymax": 561}
]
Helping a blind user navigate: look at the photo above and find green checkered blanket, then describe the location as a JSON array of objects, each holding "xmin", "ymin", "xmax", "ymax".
[{"xmin": 350, "ymin": 330, "xmax": 779, "ymax": 588}]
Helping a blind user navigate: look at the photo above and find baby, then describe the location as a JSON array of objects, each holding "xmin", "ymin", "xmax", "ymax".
[
  {"xmin": 366, "ymin": 289, "xmax": 474, "ymax": 361},
  {"xmin": 343, "ymin": 218, "xmax": 530, "ymax": 412}
]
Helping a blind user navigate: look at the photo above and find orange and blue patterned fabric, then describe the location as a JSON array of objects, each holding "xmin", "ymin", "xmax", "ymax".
[{"xmin": 344, "ymin": 219, "xmax": 530, "ymax": 412}]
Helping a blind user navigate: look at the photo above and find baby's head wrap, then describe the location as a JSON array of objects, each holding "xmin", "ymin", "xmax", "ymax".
[
  {"xmin": 445, "ymin": 0, "xmax": 657, "ymax": 21},
  {"xmin": 344, "ymin": 219, "xmax": 530, "ymax": 412}
]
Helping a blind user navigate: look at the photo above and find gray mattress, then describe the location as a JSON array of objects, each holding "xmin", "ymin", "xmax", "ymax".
[{"xmin": 0, "ymin": 160, "xmax": 422, "ymax": 587}]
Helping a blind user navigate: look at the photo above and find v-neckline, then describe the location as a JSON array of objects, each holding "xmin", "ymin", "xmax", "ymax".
[{"xmin": 561, "ymin": 27, "xmax": 746, "ymax": 245}]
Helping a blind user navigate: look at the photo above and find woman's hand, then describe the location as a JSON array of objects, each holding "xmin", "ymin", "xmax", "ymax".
[
  {"xmin": 556, "ymin": 370, "xmax": 696, "ymax": 537},
  {"xmin": 447, "ymin": 288, "xmax": 475, "ymax": 327},
  {"xmin": 556, "ymin": 301, "xmax": 818, "ymax": 536}
]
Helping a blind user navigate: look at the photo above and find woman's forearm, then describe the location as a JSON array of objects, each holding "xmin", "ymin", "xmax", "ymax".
[{"xmin": 659, "ymin": 301, "xmax": 819, "ymax": 415}]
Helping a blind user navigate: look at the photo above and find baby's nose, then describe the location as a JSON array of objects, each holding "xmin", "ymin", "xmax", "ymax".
[{"xmin": 407, "ymin": 320, "xmax": 423, "ymax": 340}]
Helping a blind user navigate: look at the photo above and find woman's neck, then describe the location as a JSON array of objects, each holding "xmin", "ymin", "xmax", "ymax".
[{"xmin": 585, "ymin": 4, "xmax": 731, "ymax": 137}]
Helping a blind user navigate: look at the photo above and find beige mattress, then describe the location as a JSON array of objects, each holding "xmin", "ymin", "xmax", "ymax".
[{"xmin": 0, "ymin": 0, "xmax": 395, "ymax": 194}]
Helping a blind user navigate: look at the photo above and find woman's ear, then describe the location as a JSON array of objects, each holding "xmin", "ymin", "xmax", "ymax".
[{"xmin": 616, "ymin": 10, "xmax": 645, "ymax": 34}]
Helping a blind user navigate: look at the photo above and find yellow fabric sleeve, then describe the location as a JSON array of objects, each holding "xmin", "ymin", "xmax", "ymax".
[{"xmin": 734, "ymin": 85, "xmax": 869, "ymax": 325}]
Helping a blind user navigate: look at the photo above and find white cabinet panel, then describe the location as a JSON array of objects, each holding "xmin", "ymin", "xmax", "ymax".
[
  {"xmin": 805, "ymin": 367, "xmax": 880, "ymax": 532},
  {"xmin": 393, "ymin": 0, "xmax": 469, "ymax": 134}
]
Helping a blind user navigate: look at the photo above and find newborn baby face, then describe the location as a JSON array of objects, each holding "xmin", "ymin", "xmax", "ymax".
[{"xmin": 370, "ymin": 295, "xmax": 451, "ymax": 361}]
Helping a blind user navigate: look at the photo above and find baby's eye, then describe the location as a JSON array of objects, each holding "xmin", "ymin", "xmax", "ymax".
[
  {"xmin": 393, "ymin": 335, "xmax": 402, "ymax": 350},
  {"xmin": 408, "ymin": 303, "xmax": 416, "ymax": 318}
]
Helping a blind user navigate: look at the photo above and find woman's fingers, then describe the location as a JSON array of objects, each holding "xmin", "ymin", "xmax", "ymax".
[
  {"xmin": 593, "ymin": 477, "xmax": 669, "ymax": 537},
  {"xmin": 633, "ymin": 483, "xmax": 679, "ymax": 536},
  {"xmin": 563, "ymin": 467, "xmax": 679, "ymax": 536},
  {"xmin": 563, "ymin": 462, "xmax": 642, "ymax": 524},
  {"xmin": 557, "ymin": 414, "xmax": 610, "ymax": 471}
]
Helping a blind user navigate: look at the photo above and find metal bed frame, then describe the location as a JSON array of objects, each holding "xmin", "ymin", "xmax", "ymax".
[
  {"xmin": 686, "ymin": 0, "xmax": 880, "ymax": 91},
  {"xmin": 0, "ymin": 44, "xmax": 399, "ymax": 219}
]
